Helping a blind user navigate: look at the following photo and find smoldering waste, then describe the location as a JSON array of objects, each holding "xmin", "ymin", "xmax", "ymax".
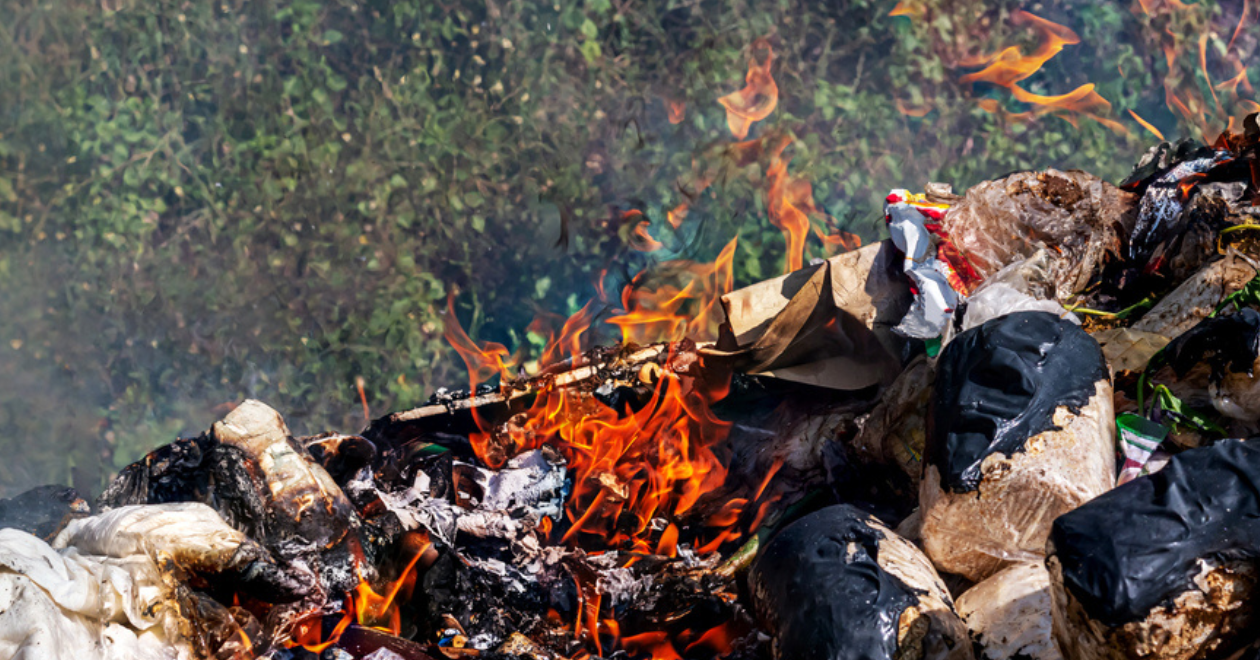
[{"xmin": 7, "ymin": 119, "xmax": 1260, "ymax": 660}]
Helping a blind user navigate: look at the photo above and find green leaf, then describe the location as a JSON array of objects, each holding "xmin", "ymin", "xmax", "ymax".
[
  {"xmin": 579, "ymin": 18, "xmax": 599, "ymax": 40},
  {"xmin": 1212, "ymin": 269, "xmax": 1260, "ymax": 316},
  {"xmin": 0, "ymin": 177, "xmax": 16, "ymax": 203},
  {"xmin": 323, "ymin": 29, "xmax": 344, "ymax": 44},
  {"xmin": 580, "ymin": 40, "xmax": 602, "ymax": 63}
]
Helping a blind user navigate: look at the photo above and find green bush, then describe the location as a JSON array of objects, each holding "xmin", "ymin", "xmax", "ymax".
[{"xmin": 0, "ymin": 0, "xmax": 1251, "ymax": 494}]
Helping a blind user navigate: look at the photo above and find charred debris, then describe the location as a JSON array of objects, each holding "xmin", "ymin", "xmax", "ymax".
[{"xmin": 7, "ymin": 118, "xmax": 1260, "ymax": 660}]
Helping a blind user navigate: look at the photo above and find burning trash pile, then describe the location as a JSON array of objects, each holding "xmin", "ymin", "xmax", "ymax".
[{"xmin": 7, "ymin": 117, "xmax": 1260, "ymax": 660}]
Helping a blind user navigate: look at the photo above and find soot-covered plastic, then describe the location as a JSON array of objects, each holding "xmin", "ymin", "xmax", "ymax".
[
  {"xmin": 749, "ymin": 504, "xmax": 920, "ymax": 660},
  {"xmin": 1049, "ymin": 438, "xmax": 1260, "ymax": 627},
  {"xmin": 928, "ymin": 311, "xmax": 1109, "ymax": 493},
  {"xmin": 1162, "ymin": 307, "xmax": 1260, "ymax": 382}
]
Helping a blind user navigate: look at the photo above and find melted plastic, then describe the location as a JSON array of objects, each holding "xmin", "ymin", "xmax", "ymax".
[
  {"xmin": 749, "ymin": 504, "xmax": 919, "ymax": 660},
  {"xmin": 927, "ymin": 311, "xmax": 1108, "ymax": 493},
  {"xmin": 1163, "ymin": 307, "xmax": 1260, "ymax": 383},
  {"xmin": 1050, "ymin": 438, "xmax": 1260, "ymax": 627}
]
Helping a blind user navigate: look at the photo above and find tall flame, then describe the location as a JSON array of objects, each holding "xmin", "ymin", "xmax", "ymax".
[
  {"xmin": 445, "ymin": 240, "xmax": 746, "ymax": 551},
  {"xmin": 766, "ymin": 153, "xmax": 815, "ymax": 274}
]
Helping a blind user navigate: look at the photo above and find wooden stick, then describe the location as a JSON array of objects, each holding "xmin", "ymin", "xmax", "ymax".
[{"xmin": 386, "ymin": 345, "xmax": 671, "ymax": 423}]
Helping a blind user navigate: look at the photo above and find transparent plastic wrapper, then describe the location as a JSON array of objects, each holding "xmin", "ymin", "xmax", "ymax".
[
  {"xmin": 749, "ymin": 504, "xmax": 973, "ymax": 660},
  {"xmin": 920, "ymin": 312, "xmax": 1115, "ymax": 582},
  {"xmin": 0, "ymin": 503, "xmax": 271, "ymax": 660},
  {"xmin": 940, "ymin": 251, "xmax": 1080, "ymax": 350},
  {"xmin": 941, "ymin": 169, "xmax": 1137, "ymax": 301},
  {"xmin": 1048, "ymin": 439, "xmax": 1260, "ymax": 660},
  {"xmin": 955, "ymin": 562, "xmax": 1062, "ymax": 660},
  {"xmin": 1131, "ymin": 250, "xmax": 1260, "ymax": 338}
]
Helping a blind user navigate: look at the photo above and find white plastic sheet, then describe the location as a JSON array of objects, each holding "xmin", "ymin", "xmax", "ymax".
[{"xmin": 0, "ymin": 503, "xmax": 260, "ymax": 660}]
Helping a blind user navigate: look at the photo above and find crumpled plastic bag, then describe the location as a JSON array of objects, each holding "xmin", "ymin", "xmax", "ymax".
[
  {"xmin": 1146, "ymin": 308, "xmax": 1260, "ymax": 428},
  {"xmin": 884, "ymin": 189, "xmax": 976, "ymax": 339},
  {"xmin": 1127, "ymin": 150, "xmax": 1231, "ymax": 266},
  {"xmin": 0, "ymin": 503, "xmax": 271, "ymax": 660},
  {"xmin": 941, "ymin": 169, "xmax": 1137, "ymax": 301},
  {"xmin": 941, "ymin": 251, "xmax": 1079, "ymax": 349},
  {"xmin": 956, "ymin": 562, "xmax": 1061, "ymax": 660}
]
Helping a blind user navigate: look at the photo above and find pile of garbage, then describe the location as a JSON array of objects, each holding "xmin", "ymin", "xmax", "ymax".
[
  {"xmin": 4, "ymin": 117, "xmax": 1260, "ymax": 660},
  {"xmin": 735, "ymin": 115, "xmax": 1260, "ymax": 660}
]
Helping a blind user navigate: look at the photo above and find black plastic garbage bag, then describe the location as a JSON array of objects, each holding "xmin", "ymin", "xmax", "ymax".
[
  {"xmin": 920, "ymin": 312, "xmax": 1115, "ymax": 581},
  {"xmin": 1047, "ymin": 438, "xmax": 1260, "ymax": 660},
  {"xmin": 749, "ymin": 504, "xmax": 972, "ymax": 660}
]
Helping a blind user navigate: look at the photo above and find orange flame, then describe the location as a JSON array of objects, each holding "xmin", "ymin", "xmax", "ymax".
[
  {"xmin": 667, "ymin": 99, "xmax": 686, "ymax": 125},
  {"xmin": 1143, "ymin": 0, "xmax": 1258, "ymax": 140},
  {"xmin": 445, "ymin": 238, "xmax": 753, "ymax": 553},
  {"xmin": 287, "ymin": 531, "xmax": 433, "ymax": 653},
  {"xmin": 960, "ymin": 11, "xmax": 1080, "ymax": 88},
  {"xmin": 961, "ymin": 11, "xmax": 1125, "ymax": 133},
  {"xmin": 549, "ymin": 355, "xmax": 733, "ymax": 551},
  {"xmin": 766, "ymin": 155, "xmax": 815, "ymax": 274},
  {"xmin": 623, "ymin": 210, "xmax": 665, "ymax": 252},
  {"xmin": 895, "ymin": 97, "xmax": 933, "ymax": 117},
  {"xmin": 609, "ymin": 238, "xmax": 737, "ymax": 345},
  {"xmin": 1128, "ymin": 109, "xmax": 1166, "ymax": 140},
  {"xmin": 718, "ymin": 38, "xmax": 778, "ymax": 139},
  {"xmin": 889, "ymin": 1, "xmax": 924, "ymax": 19}
]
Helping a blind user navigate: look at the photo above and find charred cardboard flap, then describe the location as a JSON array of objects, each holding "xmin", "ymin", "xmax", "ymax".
[{"xmin": 708, "ymin": 240, "xmax": 912, "ymax": 390}]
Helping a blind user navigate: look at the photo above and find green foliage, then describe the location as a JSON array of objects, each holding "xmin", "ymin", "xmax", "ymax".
[{"xmin": 0, "ymin": 0, "xmax": 1250, "ymax": 494}]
